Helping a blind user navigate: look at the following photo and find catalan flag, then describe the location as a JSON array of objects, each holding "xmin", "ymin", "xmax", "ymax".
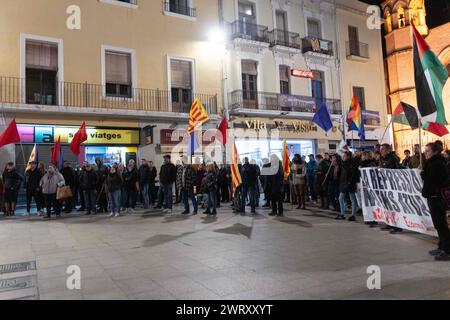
[
  {"xmin": 231, "ymin": 143, "xmax": 242, "ymax": 192},
  {"xmin": 282, "ymin": 138, "xmax": 291, "ymax": 181},
  {"xmin": 188, "ymin": 98, "xmax": 210, "ymax": 134}
]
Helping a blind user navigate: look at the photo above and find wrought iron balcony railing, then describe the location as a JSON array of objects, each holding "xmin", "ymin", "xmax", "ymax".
[
  {"xmin": 346, "ymin": 41, "xmax": 369, "ymax": 59},
  {"xmin": 229, "ymin": 90, "xmax": 341, "ymax": 115},
  {"xmin": 269, "ymin": 29, "xmax": 301, "ymax": 49},
  {"xmin": 230, "ymin": 20, "xmax": 270, "ymax": 43},
  {"xmin": 301, "ymin": 36, "xmax": 334, "ymax": 56},
  {"xmin": 0, "ymin": 76, "xmax": 218, "ymax": 114}
]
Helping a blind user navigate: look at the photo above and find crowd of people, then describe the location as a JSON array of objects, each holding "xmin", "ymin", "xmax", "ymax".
[{"xmin": 0, "ymin": 141, "xmax": 449, "ymax": 259}]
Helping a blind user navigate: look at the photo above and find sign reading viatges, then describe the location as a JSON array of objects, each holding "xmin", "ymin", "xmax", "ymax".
[
  {"xmin": 360, "ymin": 167, "xmax": 437, "ymax": 237},
  {"xmin": 17, "ymin": 125, "xmax": 140, "ymax": 145}
]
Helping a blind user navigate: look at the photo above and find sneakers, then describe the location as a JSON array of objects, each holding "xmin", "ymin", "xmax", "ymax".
[
  {"xmin": 128, "ymin": 208, "xmax": 135, "ymax": 214},
  {"xmin": 115, "ymin": 212, "xmax": 121, "ymax": 217},
  {"xmin": 38, "ymin": 210, "xmax": 44, "ymax": 217},
  {"xmin": 335, "ymin": 215, "xmax": 345, "ymax": 220},
  {"xmin": 429, "ymin": 249, "xmax": 444, "ymax": 256},
  {"xmin": 109, "ymin": 212, "xmax": 115, "ymax": 217}
]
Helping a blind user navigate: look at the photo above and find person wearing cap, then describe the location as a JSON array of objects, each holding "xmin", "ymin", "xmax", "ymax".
[
  {"xmin": 159, "ymin": 155, "xmax": 177, "ymax": 213},
  {"xmin": 24, "ymin": 161, "xmax": 44, "ymax": 216}
]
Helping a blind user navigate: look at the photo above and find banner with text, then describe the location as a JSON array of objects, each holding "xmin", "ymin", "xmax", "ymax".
[{"xmin": 360, "ymin": 168, "xmax": 437, "ymax": 237}]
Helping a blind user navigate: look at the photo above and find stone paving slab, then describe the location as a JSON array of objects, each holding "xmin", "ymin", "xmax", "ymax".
[{"xmin": 0, "ymin": 204, "xmax": 447, "ymax": 300}]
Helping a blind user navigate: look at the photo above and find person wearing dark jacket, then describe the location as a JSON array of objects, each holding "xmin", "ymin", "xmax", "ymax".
[
  {"xmin": 138, "ymin": 159, "xmax": 151, "ymax": 209},
  {"xmin": 239, "ymin": 157, "xmax": 258, "ymax": 214},
  {"xmin": 106, "ymin": 166, "xmax": 123, "ymax": 217},
  {"xmin": 148, "ymin": 161, "xmax": 157, "ymax": 207},
  {"xmin": 3, "ymin": 163, "xmax": 20, "ymax": 216},
  {"xmin": 176, "ymin": 156, "xmax": 198, "ymax": 215},
  {"xmin": 94, "ymin": 158, "xmax": 108, "ymax": 213},
  {"xmin": 79, "ymin": 163, "xmax": 99, "ymax": 215},
  {"xmin": 380, "ymin": 144, "xmax": 403, "ymax": 233},
  {"xmin": 159, "ymin": 155, "xmax": 177, "ymax": 213},
  {"xmin": 422, "ymin": 142, "xmax": 450, "ymax": 261},
  {"xmin": 315, "ymin": 155, "xmax": 330, "ymax": 209},
  {"xmin": 123, "ymin": 159, "xmax": 139, "ymax": 213},
  {"xmin": 324, "ymin": 154, "xmax": 341, "ymax": 212},
  {"xmin": 267, "ymin": 155, "xmax": 284, "ymax": 217},
  {"xmin": 24, "ymin": 161, "xmax": 43, "ymax": 216},
  {"xmin": 203, "ymin": 163, "xmax": 218, "ymax": 215},
  {"xmin": 60, "ymin": 161, "xmax": 75, "ymax": 213},
  {"xmin": 337, "ymin": 151, "xmax": 358, "ymax": 221}
]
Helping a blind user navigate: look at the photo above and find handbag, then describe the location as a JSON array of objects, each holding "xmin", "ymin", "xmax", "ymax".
[{"xmin": 57, "ymin": 186, "xmax": 73, "ymax": 200}]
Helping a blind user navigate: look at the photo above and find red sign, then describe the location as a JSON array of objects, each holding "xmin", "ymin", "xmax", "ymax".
[{"xmin": 291, "ymin": 69, "xmax": 314, "ymax": 79}]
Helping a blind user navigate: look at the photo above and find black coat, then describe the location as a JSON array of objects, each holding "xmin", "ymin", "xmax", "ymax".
[
  {"xmin": 381, "ymin": 152, "xmax": 401, "ymax": 169},
  {"xmin": 106, "ymin": 172, "xmax": 123, "ymax": 193},
  {"xmin": 123, "ymin": 167, "xmax": 138, "ymax": 191},
  {"xmin": 160, "ymin": 163, "xmax": 177, "ymax": 185},
  {"xmin": 25, "ymin": 168, "xmax": 42, "ymax": 193},
  {"xmin": 241, "ymin": 163, "xmax": 258, "ymax": 186},
  {"xmin": 138, "ymin": 164, "xmax": 151, "ymax": 184},
  {"xmin": 80, "ymin": 170, "xmax": 99, "ymax": 191},
  {"xmin": 339, "ymin": 159, "xmax": 357, "ymax": 193},
  {"xmin": 61, "ymin": 167, "xmax": 75, "ymax": 188},
  {"xmin": 422, "ymin": 154, "xmax": 449, "ymax": 198}
]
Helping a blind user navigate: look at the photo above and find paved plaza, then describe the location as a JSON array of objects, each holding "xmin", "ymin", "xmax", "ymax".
[{"xmin": 0, "ymin": 205, "xmax": 449, "ymax": 300}]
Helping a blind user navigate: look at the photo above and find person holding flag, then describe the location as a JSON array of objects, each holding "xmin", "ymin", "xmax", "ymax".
[{"xmin": 24, "ymin": 161, "xmax": 44, "ymax": 217}]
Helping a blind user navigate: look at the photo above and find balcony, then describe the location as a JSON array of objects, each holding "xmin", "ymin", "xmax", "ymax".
[
  {"xmin": 269, "ymin": 29, "xmax": 301, "ymax": 50},
  {"xmin": 346, "ymin": 41, "xmax": 369, "ymax": 61},
  {"xmin": 301, "ymin": 36, "xmax": 333, "ymax": 56},
  {"xmin": 229, "ymin": 90, "xmax": 341, "ymax": 116},
  {"xmin": 0, "ymin": 76, "xmax": 218, "ymax": 115},
  {"xmin": 230, "ymin": 21, "xmax": 270, "ymax": 44},
  {"xmin": 164, "ymin": 0, "xmax": 197, "ymax": 18}
]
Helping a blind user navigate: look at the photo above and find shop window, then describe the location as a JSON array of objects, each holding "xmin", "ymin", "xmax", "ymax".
[
  {"xmin": 279, "ymin": 65, "xmax": 290, "ymax": 95},
  {"xmin": 353, "ymin": 86, "xmax": 366, "ymax": 110},
  {"xmin": 241, "ymin": 60, "xmax": 258, "ymax": 108},
  {"xmin": 105, "ymin": 51, "xmax": 132, "ymax": 98},
  {"xmin": 25, "ymin": 41, "xmax": 58, "ymax": 105},
  {"xmin": 170, "ymin": 59, "xmax": 193, "ymax": 113}
]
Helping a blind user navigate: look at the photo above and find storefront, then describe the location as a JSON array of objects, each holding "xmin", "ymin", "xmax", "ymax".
[
  {"xmin": 15, "ymin": 124, "xmax": 140, "ymax": 169},
  {"xmin": 231, "ymin": 117, "xmax": 344, "ymax": 164}
]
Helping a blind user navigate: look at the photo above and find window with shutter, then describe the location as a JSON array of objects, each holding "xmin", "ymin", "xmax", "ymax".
[
  {"xmin": 170, "ymin": 59, "xmax": 193, "ymax": 113},
  {"xmin": 241, "ymin": 60, "xmax": 258, "ymax": 108},
  {"xmin": 105, "ymin": 51, "xmax": 132, "ymax": 98},
  {"xmin": 307, "ymin": 19, "xmax": 321, "ymax": 38},
  {"xmin": 279, "ymin": 65, "xmax": 290, "ymax": 95}
]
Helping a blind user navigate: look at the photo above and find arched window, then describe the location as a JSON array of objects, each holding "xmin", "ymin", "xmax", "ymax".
[{"xmin": 398, "ymin": 7, "xmax": 406, "ymax": 28}]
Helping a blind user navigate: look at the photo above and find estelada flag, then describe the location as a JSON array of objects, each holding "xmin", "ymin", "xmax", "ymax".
[
  {"xmin": 215, "ymin": 117, "xmax": 228, "ymax": 146},
  {"xmin": 231, "ymin": 143, "xmax": 242, "ymax": 192},
  {"xmin": 51, "ymin": 136, "xmax": 61, "ymax": 165},
  {"xmin": 188, "ymin": 99, "xmax": 210, "ymax": 134},
  {"xmin": 70, "ymin": 122, "xmax": 88, "ymax": 155},
  {"xmin": 25, "ymin": 144, "xmax": 39, "ymax": 172},
  {"xmin": 412, "ymin": 21, "xmax": 448, "ymax": 125},
  {"xmin": 282, "ymin": 138, "xmax": 291, "ymax": 181},
  {"xmin": 0, "ymin": 118, "xmax": 20, "ymax": 148}
]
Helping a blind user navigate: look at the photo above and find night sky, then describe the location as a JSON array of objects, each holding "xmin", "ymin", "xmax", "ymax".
[{"xmin": 358, "ymin": 0, "xmax": 450, "ymax": 29}]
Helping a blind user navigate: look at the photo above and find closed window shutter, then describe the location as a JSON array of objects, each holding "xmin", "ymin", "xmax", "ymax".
[
  {"xmin": 241, "ymin": 60, "xmax": 257, "ymax": 75},
  {"xmin": 171, "ymin": 59, "xmax": 192, "ymax": 89},
  {"xmin": 279, "ymin": 65, "xmax": 290, "ymax": 82},
  {"xmin": 105, "ymin": 51, "xmax": 131, "ymax": 85},
  {"xmin": 26, "ymin": 41, "xmax": 58, "ymax": 71}
]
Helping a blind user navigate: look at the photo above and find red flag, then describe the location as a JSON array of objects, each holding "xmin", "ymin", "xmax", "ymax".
[
  {"xmin": 215, "ymin": 117, "xmax": 228, "ymax": 146},
  {"xmin": 0, "ymin": 118, "xmax": 21, "ymax": 148},
  {"xmin": 70, "ymin": 122, "xmax": 88, "ymax": 155},
  {"xmin": 51, "ymin": 136, "xmax": 61, "ymax": 165}
]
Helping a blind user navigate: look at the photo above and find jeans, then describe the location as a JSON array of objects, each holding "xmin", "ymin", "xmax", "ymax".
[
  {"xmin": 109, "ymin": 190, "xmax": 121, "ymax": 214},
  {"xmin": 83, "ymin": 189, "xmax": 97, "ymax": 213},
  {"xmin": 307, "ymin": 175, "xmax": 317, "ymax": 201},
  {"xmin": 182, "ymin": 189, "xmax": 198, "ymax": 212},
  {"xmin": 339, "ymin": 192, "xmax": 358, "ymax": 217},
  {"xmin": 242, "ymin": 184, "xmax": 256, "ymax": 211},
  {"xmin": 140, "ymin": 183, "xmax": 149, "ymax": 209},
  {"xmin": 207, "ymin": 191, "xmax": 217, "ymax": 211},
  {"xmin": 124, "ymin": 189, "xmax": 137, "ymax": 209},
  {"xmin": 162, "ymin": 184, "xmax": 173, "ymax": 209},
  {"xmin": 44, "ymin": 193, "xmax": 60, "ymax": 217}
]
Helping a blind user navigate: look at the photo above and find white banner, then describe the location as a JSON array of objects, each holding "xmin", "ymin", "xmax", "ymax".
[{"xmin": 360, "ymin": 168, "xmax": 437, "ymax": 237}]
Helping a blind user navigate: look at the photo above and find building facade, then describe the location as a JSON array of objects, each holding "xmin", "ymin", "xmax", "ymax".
[
  {"xmin": 221, "ymin": 0, "xmax": 388, "ymax": 164},
  {"xmin": 0, "ymin": 0, "xmax": 223, "ymax": 170},
  {"xmin": 382, "ymin": 0, "xmax": 450, "ymax": 152}
]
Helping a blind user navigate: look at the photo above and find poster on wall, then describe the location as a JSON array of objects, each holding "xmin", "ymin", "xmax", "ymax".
[{"xmin": 360, "ymin": 167, "xmax": 437, "ymax": 237}]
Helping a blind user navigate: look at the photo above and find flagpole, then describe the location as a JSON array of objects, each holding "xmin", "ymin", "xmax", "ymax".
[
  {"xmin": 19, "ymin": 142, "xmax": 28, "ymax": 172},
  {"xmin": 379, "ymin": 117, "xmax": 394, "ymax": 144},
  {"xmin": 419, "ymin": 118, "xmax": 423, "ymax": 168}
]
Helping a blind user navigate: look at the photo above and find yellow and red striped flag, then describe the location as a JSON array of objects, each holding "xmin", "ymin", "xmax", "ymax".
[
  {"xmin": 231, "ymin": 143, "xmax": 242, "ymax": 191},
  {"xmin": 282, "ymin": 138, "xmax": 291, "ymax": 181},
  {"xmin": 188, "ymin": 98, "xmax": 210, "ymax": 134}
]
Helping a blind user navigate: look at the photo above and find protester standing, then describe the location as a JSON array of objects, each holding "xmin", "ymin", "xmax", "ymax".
[
  {"xmin": 268, "ymin": 155, "xmax": 284, "ymax": 217},
  {"xmin": 106, "ymin": 166, "xmax": 123, "ymax": 217},
  {"xmin": 123, "ymin": 159, "xmax": 139, "ymax": 214},
  {"xmin": 422, "ymin": 142, "xmax": 450, "ymax": 261},
  {"xmin": 159, "ymin": 155, "xmax": 177, "ymax": 214},
  {"xmin": 316, "ymin": 154, "xmax": 330, "ymax": 209},
  {"xmin": 176, "ymin": 156, "xmax": 198, "ymax": 215},
  {"xmin": 306, "ymin": 154, "xmax": 318, "ymax": 202},
  {"xmin": 240, "ymin": 157, "xmax": 258, "ymax": 214},
  {"xmin": 40, "ymin": 164, "xmax": 65, "ymax": 219},
  {"xmin": 337, "ymin": 151, "xmax": 358, "ymax": 221},
  {"xmin": 79, "ymin": 163, "xmax": 99, "ymax": 215},
  {"xmin": 291, "ymin": 154, "xmax": 306, "ymax": 210},
  {"xmin": 203, "ymin": 163, "xmax": 217, "ymax": 216},
  {"xmin": 3, "ymin": 162, "xmax": 20, "ymax": 216},
  {"xmin": 148, "ymin": 161, "xmax": 157, "ymax": 207},
  {"xmin": 24, "ymin": 161, "xmax": 43, "ymax": 216},
  {"xmin": 138, "ymin": 159, "xmax": 151, "ymax": 209},
  {"xmin": 60, "ymin": 161, "xmax": 75, "ymax": 213}
]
